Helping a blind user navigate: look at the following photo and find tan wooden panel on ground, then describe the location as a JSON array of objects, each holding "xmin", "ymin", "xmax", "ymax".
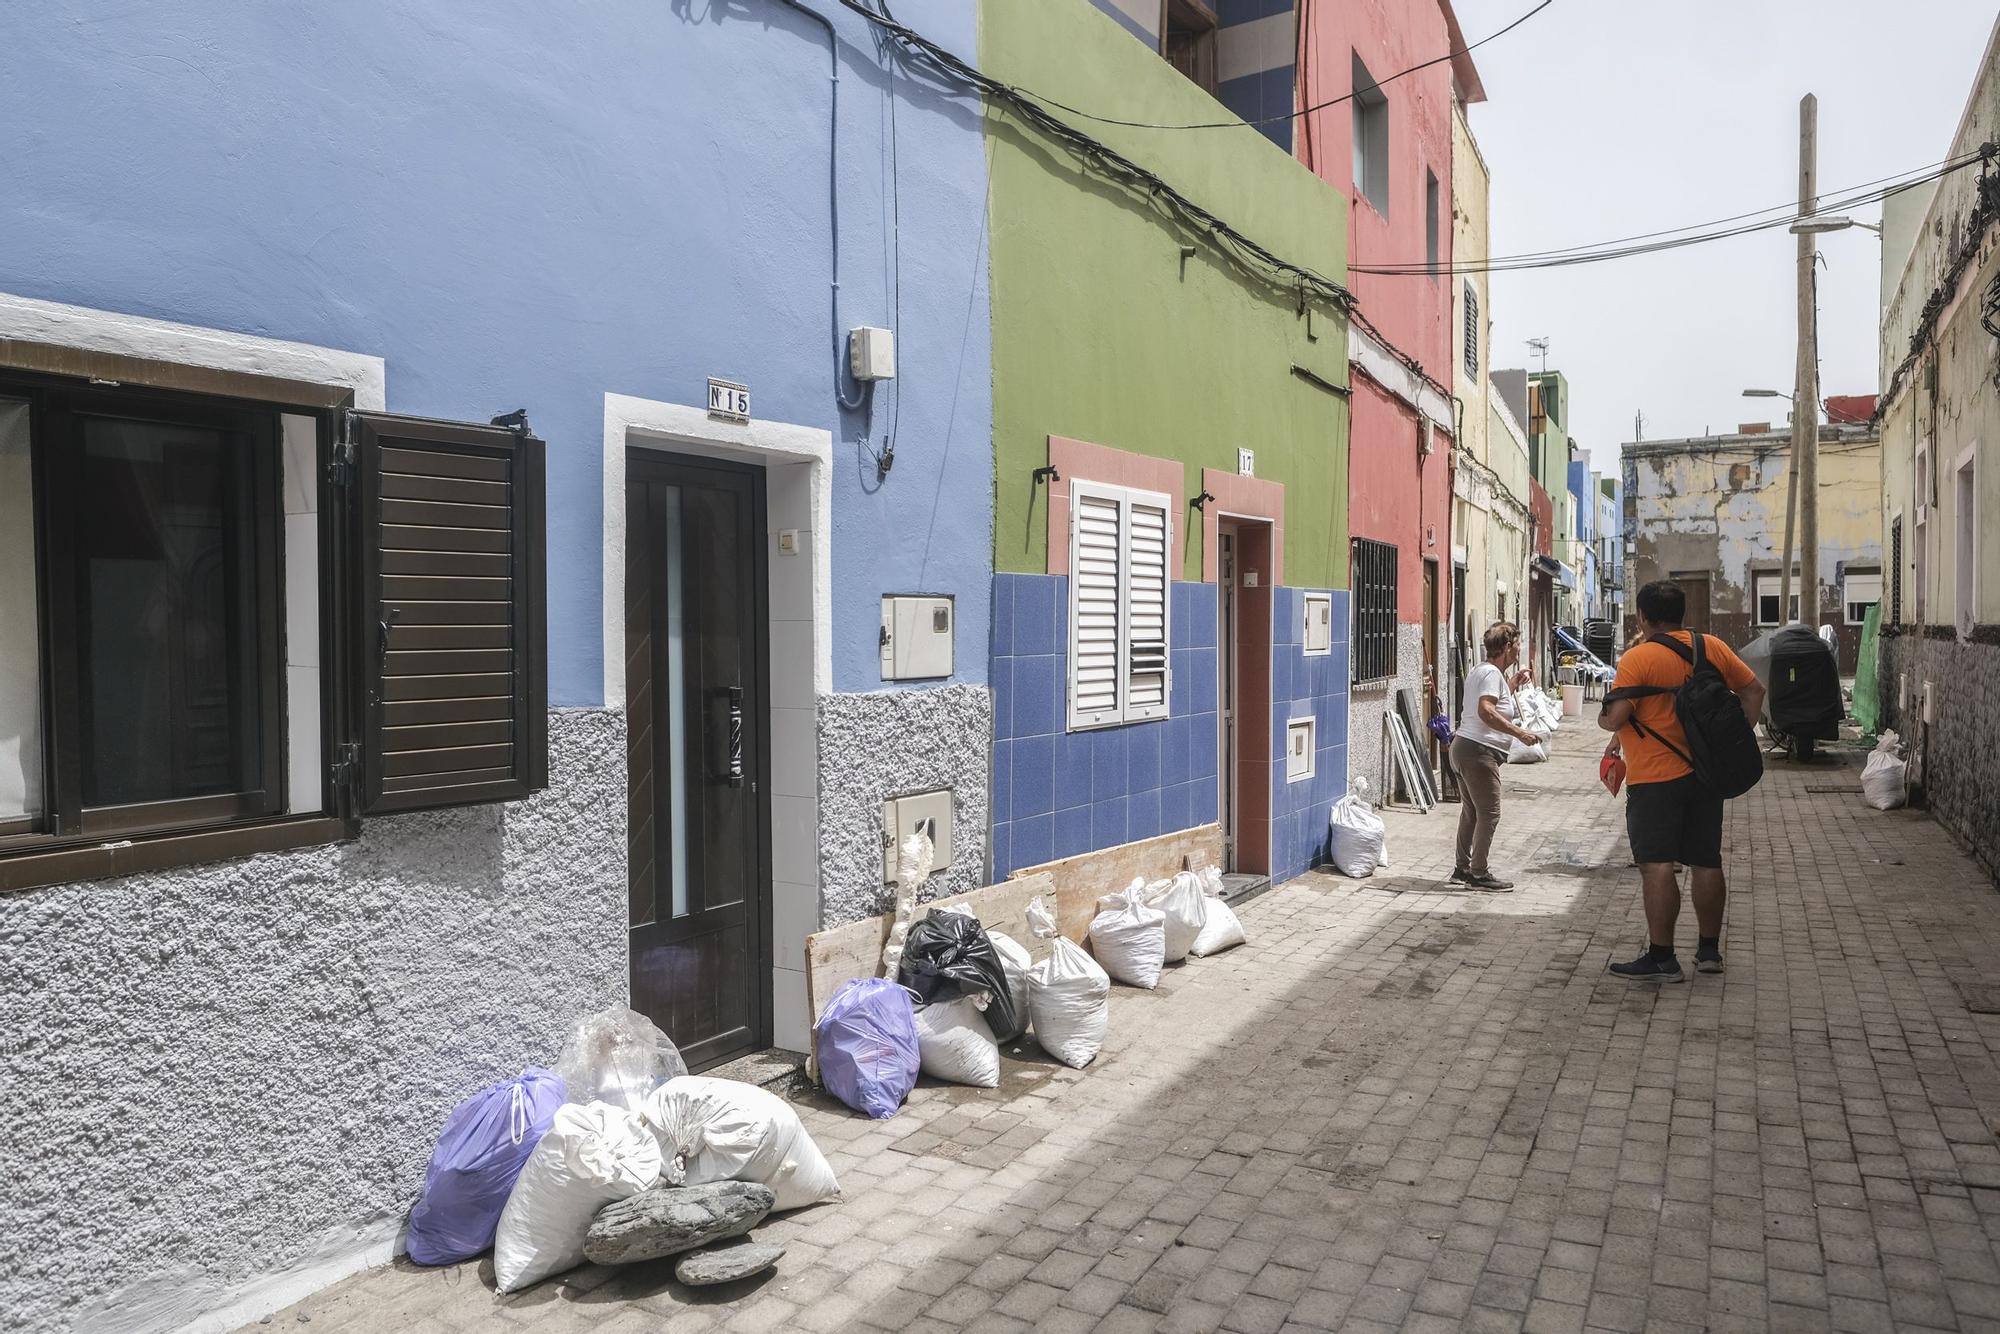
[
  {"xmin": 803, "ymin": 872, "xmax": 1058, "ymax": 1028},
  {"xmin": 1008, "ymin": 824, "xmax": 1224, "ymax": 941}
]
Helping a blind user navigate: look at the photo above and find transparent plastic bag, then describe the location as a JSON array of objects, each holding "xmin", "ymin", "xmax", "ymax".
[{"xmin": 555, "ymin": 1006, "xmax": 688, "ymax": 1113}]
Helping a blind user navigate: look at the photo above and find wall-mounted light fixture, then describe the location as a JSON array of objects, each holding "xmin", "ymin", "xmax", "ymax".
[
  {"xmin": 1032, "ymin": 465, "xmax": 1061, "ymax": 486},
  {"xmin": 1179, "ymin": 244, "xmax": 1197, "ymax": 279},
  {"xmin": 1190, "ymin": 489, "xmax": 1216, "ymax": 511}
]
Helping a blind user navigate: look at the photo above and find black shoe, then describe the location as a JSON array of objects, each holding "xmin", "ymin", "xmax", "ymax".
[
  {"xmin": 1463, "ymin": 872, "xmax": 1515, "ymax": 892},
  {"xmin": 1609, "ymin": 952, "xmax": 1684, "ymax": 982},
  {"xmin": 1694, "ymin": 944, "xmax": 1724, "ymax": 973},
  {"xmin": 1449, "ymin": 866, "xmax": 1475, "ymax": 883}
]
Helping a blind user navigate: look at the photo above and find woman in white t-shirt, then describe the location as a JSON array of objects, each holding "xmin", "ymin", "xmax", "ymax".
[{"xmin": 1447, "ymin": 622, "xmax": 1543, "ymax": 890}]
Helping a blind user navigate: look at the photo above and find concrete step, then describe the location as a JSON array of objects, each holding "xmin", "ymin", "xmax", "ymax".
[
  {"xmin": 1218, "ymin": 872, "xmax": 1273, "ymax": 906},
  {"xmin": 701, "ymin": 1046, "xmax": 811, "ymax": 1098}
]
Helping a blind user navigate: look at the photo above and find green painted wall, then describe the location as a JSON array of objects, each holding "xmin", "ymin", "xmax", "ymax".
[{"xmin": 982, "ymin": 0, "xmax": 1351, "ymax": 587}]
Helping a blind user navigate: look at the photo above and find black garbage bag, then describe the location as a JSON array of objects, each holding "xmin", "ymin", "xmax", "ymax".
[{"xmin": 896, "ymin": 911, "xmax": 1022, "ymax": 1043}]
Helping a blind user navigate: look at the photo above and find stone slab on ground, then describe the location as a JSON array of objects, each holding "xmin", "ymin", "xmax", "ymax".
[
  {"xmin": 673, "ymin": 1238, "xmax": 785, "ymax": 1286},
  {"xmin": 245, "ymin": 728, "xmax": 2000, "ymax": 1332},
  {"xmin": 581, "ymin": 1181, "xmax": 773, "ymax": 1265}
]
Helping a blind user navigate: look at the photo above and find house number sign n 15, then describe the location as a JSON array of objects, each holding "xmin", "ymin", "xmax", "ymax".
[{"xmin": 707, "ymin": 378, "xmax": 750, "ymax": 424}]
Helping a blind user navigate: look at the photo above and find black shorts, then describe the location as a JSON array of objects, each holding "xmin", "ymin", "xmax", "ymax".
[{"xmin": 1625, "ymin": 773, "xmax": 1725, "ymax": 868}]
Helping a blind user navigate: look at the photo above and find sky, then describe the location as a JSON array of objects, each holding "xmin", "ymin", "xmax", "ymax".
[{"xmin": 1453, "ymin": 0, "xmax": 1998, "ymax": 475}]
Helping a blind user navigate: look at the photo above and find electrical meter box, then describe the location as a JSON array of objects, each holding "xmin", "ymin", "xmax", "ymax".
[
  {"xmin": 1302, "ymin": 591, "xmax": 1333, "ymax": 656},
  {"xmin": 849, "ymin": 326, "xmax": 896, "ymax": 381},
  {"xmin": 880, "ymin": 595, "xmax": 954, "ymax": 680},
  {"xmin": 882, "ymin": 788, "xmax": 953, "ymax": 882}
]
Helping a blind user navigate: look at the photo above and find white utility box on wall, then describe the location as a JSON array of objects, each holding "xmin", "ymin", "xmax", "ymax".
[
  {"xmin": 849, "ymin": 326, "xmax": 896, "ymax": 381},
  {"xmin": 1303, "ymin": 591, "xmax": 1333, "ymax": 656},
  {"xmin": 882, "ymin": 789, "xmax": 953, "ymax": 882},
  {"xmin": 880, "ymin": 595, "xmax": 954, "ymax": 680}
]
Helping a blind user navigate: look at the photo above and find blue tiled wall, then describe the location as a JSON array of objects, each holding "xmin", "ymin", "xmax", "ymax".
[
  {"xmin": 990, "ymin": 573, "xmax": 1220, "ymax": 879},
  {"xmin": 1270, "ymin": 587, "xmax": 1351, "ymax": 882}
]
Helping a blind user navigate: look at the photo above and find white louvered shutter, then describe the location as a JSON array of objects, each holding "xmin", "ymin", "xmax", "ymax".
[
  {"xmin": 1069, "ymin": 489, "xmax": 1124, "ymax": 728},
  {"xmin": 1124, "ymin": 494, "xmax": 1170, "ymax": 720}
]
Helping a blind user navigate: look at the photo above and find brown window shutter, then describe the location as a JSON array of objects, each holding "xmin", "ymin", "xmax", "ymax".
[{"xmin": 350, "ymin": 411, "xmax": 547, "ymax": 815}]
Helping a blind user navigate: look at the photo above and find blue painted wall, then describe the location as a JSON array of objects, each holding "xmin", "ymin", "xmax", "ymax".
[
  {"xmin": 1269, "ymin": 586, "xmax": 1349, "ymax": 881},
  {"xmin": 990, "ymin": 575, "xmax": 1221, "ymax": 876},
  {"xmin": 0, "ymin": 1, "xmax": 992, "ymax": 702},
  {"xmin": 991, "ymin": 574, "xmax": 1346, "ymax": 882}
]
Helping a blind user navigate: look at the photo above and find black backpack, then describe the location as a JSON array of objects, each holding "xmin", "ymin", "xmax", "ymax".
[{"xmin": 1604, "ymin": 632, "xmax": 1764, "ymax": 799}]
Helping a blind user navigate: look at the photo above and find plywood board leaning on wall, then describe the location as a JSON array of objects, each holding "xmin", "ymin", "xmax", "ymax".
[
  {"xmin": 1009, "ymin": 824, "xmax": 1224, "ymax": 941},
  {"xmin": 804, "ymin": 872, "xmax": 1059, "ymax": 1030}
]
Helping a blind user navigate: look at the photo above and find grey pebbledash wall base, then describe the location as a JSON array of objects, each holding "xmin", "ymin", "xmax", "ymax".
[
  {"xmin": 0, "ymin": 709, "xmax": 628, "ymax": 1334},
  {"xmin": 816, "ymin": 685, "xmax": 993, "ymax": 929},
  {"xmin": 1346, "ymin": 624, "xmax": 1427, "ymax": 804}
]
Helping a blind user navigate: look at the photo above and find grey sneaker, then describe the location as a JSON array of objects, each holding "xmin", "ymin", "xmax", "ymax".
[{"xmin": 1694, "ymin": 943, "xmax": 1724, "ymax": 973}]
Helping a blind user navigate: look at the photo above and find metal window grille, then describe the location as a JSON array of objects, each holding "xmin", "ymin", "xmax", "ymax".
[
  {"xmin": 1891, "ymin": 517, "xmax": 1903, "ymax": 624},
  {"xmin": 1463, "ymin": 282, "xmax": 1479, "ymax": 380},
  {"xmin": 1351, "ymin": 537, "xmax": 1399, "ymax": 684}
]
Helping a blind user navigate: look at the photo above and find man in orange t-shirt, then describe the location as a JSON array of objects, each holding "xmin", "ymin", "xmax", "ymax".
[{"xmin": 1597, "ymin": 580, "xmax": 1766, "ymax": 982}]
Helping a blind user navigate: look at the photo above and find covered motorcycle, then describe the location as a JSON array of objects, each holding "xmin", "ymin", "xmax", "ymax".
[{"xmin": 1738, "ymin": 624, "xmax": 1842, "ymax": 759}]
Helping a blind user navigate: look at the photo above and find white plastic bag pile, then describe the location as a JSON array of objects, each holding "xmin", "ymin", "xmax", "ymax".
[
  {"xmin": 642, "ymin": 1076, "xmax": 841, "ymax": 1211},
  {"xmin": 1862, "ymin": 730, "xmax": 1907, "ymax": 810},
  {"xmin": 1329, "ymin": 778, "xmax": 1389, "ymax": 877},
  {"xmin": 1088, "ymin": 879, "xmax": 1168, "ymax": 987},
  {"xmin": 489, "ymin": 1026, "xmax": 841, "ymax": 1291},
  {"xmin": 914, "ymin": 992, "xmax": 1001, "ymax": 1088},
  {"xmin": 1026, "ymin": 896, "xmax": 1110, "ymax": 1068},
  {"xmin": 1508, "ymin": 684, "xmax": 1559, "ymax": 764},
  {"xmin": 492, "ymin": 1101, "xmax": 661, "ymax": 1292},
  {"xmin": 1188, "ymin": 866, "xmax": 1246, "ymax": 957}
]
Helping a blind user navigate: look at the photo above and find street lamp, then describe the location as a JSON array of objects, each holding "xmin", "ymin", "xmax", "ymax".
[
  {"xmin": 1787, "ymin": 214, "xmax": 1883, "ymax": 236},
  {"xmin": 1742, "ymin": 388, "xmax": 1792, "ymax": 399}
]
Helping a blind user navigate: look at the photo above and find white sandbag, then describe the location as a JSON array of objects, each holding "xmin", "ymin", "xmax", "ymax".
[
  {"xmin": 911, "ymin": 993, "xmax": 1001, "ymax": 1088},
  {"xmin": 1188, "ymin": 866, "xmax": 1247, "ymax": 956},
  {"xmin": 1089, "ymin": 878, "xmax": 1167, "ymax": 988},
  {"xmin": 987, "ymin": 929, "xmax": 1033, "ymax": 1041},
  {"xmin": 1141, "ymin": 871, "xmax": 1204, "ymax": 962},
  {"xmin": 641, "ymin": 1076, "xmax": 839, "ymax": 1211},
  {"xmin": 1025, "ymin": 897, "xmax": 1109, "ymax": 1069},
  {"xmin": 1329, "ymin": 778, "xmax": 1388, "ymax": 878},
  {"xmin": 1862, "ymin": 730, "xmax": 1907, "ymax": 810},
  {"xmin": 1506, "ymin": 735, "xmax": 1548, "ymax": 764},
  {"xmin": 492, "ymin": 1101, "xmax": 661, "ymax": 1292}
]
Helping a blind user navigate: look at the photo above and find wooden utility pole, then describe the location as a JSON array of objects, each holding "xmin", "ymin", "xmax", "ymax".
[{"xmin": 1783, "ymin": 94, "xmax": 1819, "ymax": 629}]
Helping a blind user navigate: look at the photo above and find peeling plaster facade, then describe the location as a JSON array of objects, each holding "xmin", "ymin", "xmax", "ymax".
[
  {"xmin": 1620, "ymin": 426, "xmax": 1882, "ymax": 672},
  {"xmin": 1877, "ymin": 14, "xmax": 2000, "ymax": 879}
]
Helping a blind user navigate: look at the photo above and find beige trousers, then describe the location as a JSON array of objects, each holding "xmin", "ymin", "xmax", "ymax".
[{"xmin": 1450, "ymin": 734, "xmax": 1507, "ymax": 876}]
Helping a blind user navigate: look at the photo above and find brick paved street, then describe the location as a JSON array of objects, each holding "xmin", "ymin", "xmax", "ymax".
[{"xmin": 258, "ymin": 728, "xmax": 2000, "ymax": 1333}]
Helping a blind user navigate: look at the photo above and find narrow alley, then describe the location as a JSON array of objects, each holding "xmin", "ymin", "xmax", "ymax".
[{"xmin": 261, "ymin": 730, "xmax": 2000, "ymax": 1334}]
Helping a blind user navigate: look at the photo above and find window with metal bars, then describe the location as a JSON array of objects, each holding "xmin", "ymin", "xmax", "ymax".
[
  {"xmin": 1350, "ymin": 537, "xmax": 1399, "ymax": 685},
  {"xmin": 1891, "ymin": 516, "xmax": 1904, "ymax": 624},
  {"xmin": 1463, "ymin": 282, "xmax": 1480, "ymax": 380}
]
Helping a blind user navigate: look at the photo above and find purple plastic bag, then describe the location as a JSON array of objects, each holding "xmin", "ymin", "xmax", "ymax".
[
  {"xmin": 406, "ymin": 1067, "xmax": 565, "ymax": 1265},
  {"xmin": 815, "ymin": 978, "xmax": 919, "ymax": 1120}
]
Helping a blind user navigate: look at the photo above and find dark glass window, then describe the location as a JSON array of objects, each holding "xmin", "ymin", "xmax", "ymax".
[
  {"xmin": 76, "ymin": 414, "xmax": 268, "ymax": 806},
  {"xmin": 3, "ymin": 378, "xmax": 281, "ymax": 844}
]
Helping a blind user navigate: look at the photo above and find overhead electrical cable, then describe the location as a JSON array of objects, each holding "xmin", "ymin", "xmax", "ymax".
[
  {"xmin": 1354, "ymin": 149, "xmax": 1993, "ymax": 276},
  {"xmin": 827, "ymin": 0, "xmax": 1357, "ymax": 315},
  {"xmin": 1010, "ymin": 0, "xmax": 1554, "ymax": 132}
]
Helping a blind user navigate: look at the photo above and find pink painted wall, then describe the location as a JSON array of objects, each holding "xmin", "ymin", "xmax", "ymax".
[
  {"xmin": 1300, "ymin": 0, "xmax": 1458, "ymax": 625},
  {"xmin": 1349, "ymin": 375, "xmax": 1431, "ymax": 621},
  {"xmin": 1298, "ymin": 0, "xmax": 1456, "ymax": 379}
]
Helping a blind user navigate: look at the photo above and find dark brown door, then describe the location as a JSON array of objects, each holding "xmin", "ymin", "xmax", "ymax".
[
  {"xmin": 626, "ymin": 450, "xmax": 770, "ymax": 1071},
  {"xmin": 1673, "ymin": 572, "xmax": 1712, "ymax": 631}
]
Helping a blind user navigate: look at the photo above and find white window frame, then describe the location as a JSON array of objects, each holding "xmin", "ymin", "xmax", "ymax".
[
  {"xmin": 1752, "ymin": 570, "xmax": 1799, "ymax": 627},
  {"xmin": 1841, "ymin": 568, "xmax": 1882, "ymax": 626},
  {"xmin": 1067, "ymin": 480, "xmax": 1173, "ymax": 732},
  {"xmin": 1302, "ymin": 591, "xmax": 1333, "ymax": 657}
]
